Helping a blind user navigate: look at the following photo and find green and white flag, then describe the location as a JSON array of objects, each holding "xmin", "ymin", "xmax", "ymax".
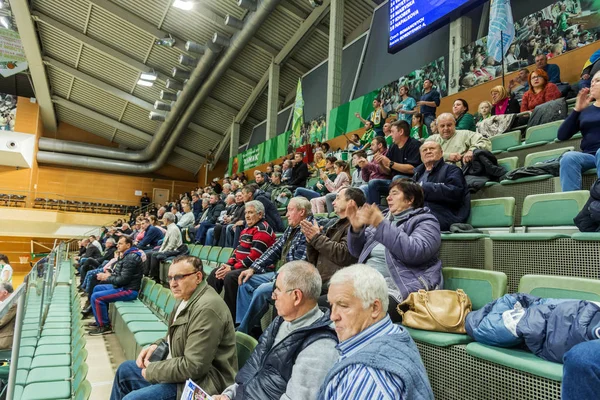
[{"xmin": 291, "ymin": 79, "xmax": 304, "ymax": 149}]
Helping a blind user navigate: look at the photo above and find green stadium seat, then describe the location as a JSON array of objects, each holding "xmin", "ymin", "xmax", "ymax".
[
  {"xmin": 125, "ymin": 321, "xmax": 168, "ymax": 334},
  {"xmin": 466, "ymin": 274, "xmax": 600, "ymax": 381},
  {"xmin": 217, "ymin": 247, "xmax": 233, "ymax": 265},
  {"xmin": 405, "ymin": 268, "xmax": 507, "ymax": 347},
  {"xmin": 491, "ymin": 130, "xmax": 521, "ymax": 154},
  {"xmin": 500, "ymin": 146, "xmax": 574, "ymax": 185},
  {"xmin": 206, "ymin": 246, "xmax": 222, "ymax": 269},
  {"xmin": 20, "ymin": 381, "xmax": 71, "ymax": 400},
  {"xmin": 507, "ymin": 120, "xmax": 563, "ymax": 152},
  {"xmin": 235, "ymin": 331, "xmax": 258, "ymax": 369},
  {"xmin": 442, "ymin": 198, "xmax": 516, "ymax": 241},
  {"xmin": 198, "ymin": 246, "xmax": 211, "ymax": 261},
  {"xmin": 190, "ymin": 245, "xmax": 203, "ymax": 257},
  {"xmin": 492, "ymin": 191, "xmax": 589, "ymax": 240}
]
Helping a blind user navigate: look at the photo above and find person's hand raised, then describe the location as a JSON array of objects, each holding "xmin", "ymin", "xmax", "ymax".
[
  {"xmin": 346, "ymin": 200, "xmax": 363, "ymax": 232},
  {"xmin": 574, "ymin": 87, "xmax": 592, "ymax": 112},
  {"xmin": 357, "ymin": 203, "xmax": 384, "ymax": 228}
]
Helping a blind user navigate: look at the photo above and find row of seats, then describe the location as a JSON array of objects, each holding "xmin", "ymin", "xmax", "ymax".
[
  {"xmin": 440, "ymin": 191, "xmax": 599, "ymax": 291},
  {"xmin": 0, "ymin": 193, "xmax": 26, "ymax": 207},
  {"xmin": 158, "ymin": 245, "xmax": 235, "ymax": 284},
  {"xmin": 33, "ymin": 198, "xmax": 135, "ymax": 215},
  {"xmin": 12, "ymin": 259, "xmax": 91, "ymax": 400},
  {"xmin": 409, "ymin": 267, "xmax": 600, "ymax": 399}
]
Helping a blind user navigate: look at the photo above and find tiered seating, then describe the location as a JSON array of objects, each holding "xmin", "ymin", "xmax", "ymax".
[
  {"xmin": 15, "ymin": 259, "xmax": 91, "ymax": 400},
  {"xmin": 158, "ymin": 245, "xmax": 234, "ymax": 285},
  {"xmin": 32, "ymin": 198, "xmax": 134, "ymax": 215},
  {"xmin": 0, "ymin": 193, "xmax": 26, "ymax": 207}
]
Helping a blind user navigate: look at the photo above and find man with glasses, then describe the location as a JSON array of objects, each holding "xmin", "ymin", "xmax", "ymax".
[
  {"xmin": 111, "ymin": 255, "xmax": 237, "ymax": 400},
  {"xmin": 88, "ymin": 236, "xmax": 144, "ymax": 335},
  {"xmin": 213, "ymin": 261, "xmax": 338, "ymax": 400}
]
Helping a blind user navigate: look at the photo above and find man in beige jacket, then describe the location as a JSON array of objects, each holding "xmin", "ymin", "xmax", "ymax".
[{"xmin": 426, "ymin": 113, "xmax": 491, "ymax": 165}]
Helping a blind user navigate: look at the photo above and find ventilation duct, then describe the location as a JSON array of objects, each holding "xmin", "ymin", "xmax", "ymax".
[
  {"xmin": 225, "ymin": 15, "xmax": 244, "ymax": 30},
  {"xmin": 160, "ymin": 90, "xmax": 178, "ymax": 101},
  {"xmin": 37, "ymin": 0, "xmax": 283, "ymax": 173},
  {"xmin": 154, "ymin": 101, "xmax": 171, "ymax": 111},
  {"xmin": 172, "ymin": 67, "xmax": 190, "ymax": 80},
  {"xmin": 238, "ymin": 0, "xmax": 256, "ymax": 11},
  {"xmin": 212, "ymin": 32, "xmax": 230, "ymax": 47},
  {"xmin": 166, "ymin": 78, "xmax": 184, "ymax": 91},
  {"xmin": 185, "ymin": 41, "xmax": 206, "ymax": 54},
  {"xmin": 149, "ymin": 112, "xmax": 166, "ymax": 121}
]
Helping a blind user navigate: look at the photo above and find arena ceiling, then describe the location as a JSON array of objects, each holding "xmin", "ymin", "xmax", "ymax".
[{"xmin": 17, "ymin": 0, "xmax": 378, "ymax": 174}]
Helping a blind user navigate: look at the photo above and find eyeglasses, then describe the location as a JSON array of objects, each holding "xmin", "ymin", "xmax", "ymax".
[
  {"xmin": 531, "ymin": 75, "xmax": 541, "ymax": 80},
  {"xmin": 166, "ymin": 271, "xmax": 197, "ymax": 283},
  {"xmin": 272, "ymin": 281, "xmax": 299, "ymax": 298}
]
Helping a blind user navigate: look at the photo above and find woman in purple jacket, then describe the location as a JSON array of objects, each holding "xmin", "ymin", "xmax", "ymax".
[{"xmin": 346, "ymin": 179, "xmax": 443, "ymax": 322}]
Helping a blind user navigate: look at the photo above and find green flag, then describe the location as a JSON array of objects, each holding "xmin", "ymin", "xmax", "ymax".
[{"xmin": 291, "ymin": 79, "xmax": 304, "ymax": 149}]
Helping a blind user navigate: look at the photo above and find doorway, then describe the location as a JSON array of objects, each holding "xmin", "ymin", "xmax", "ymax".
[{"xmin": 152, "ymin": 188, "xmax": 170, "ymax": 206}]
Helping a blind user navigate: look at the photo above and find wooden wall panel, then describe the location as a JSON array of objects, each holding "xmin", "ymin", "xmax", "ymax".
[
  {"xmin": 0, "ymin": 235, "xmax": 56, "ymax": 273},
  {"xmin": 13, "ymin": 97, "xmax": 39, "ymax": 135}
]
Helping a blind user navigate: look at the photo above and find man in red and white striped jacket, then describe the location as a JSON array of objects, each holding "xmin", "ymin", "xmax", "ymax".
[{"xmin": 207, "ymin": 200, "xmax": 276, "ymax": 317}]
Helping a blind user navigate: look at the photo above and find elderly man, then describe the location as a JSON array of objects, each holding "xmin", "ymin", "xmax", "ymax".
[
  {"xmin": 207, "ymin": 200, "xmax": 276, "ymax": 314},
  {"xmin": 318, "ymin": 264, "xmax": 434, "ymax": 400},
  {"xmin": 148, "ymin": 212, "xmax": 183, "ymax": 282},
  {"xmin": 235, "ymin": 197, "xmax": 313, "ymax": 334},
  {"xmin": 357, "ymin": 136, "xmax": 392, "ymax": 205},
  {"xmin": 414, "ymin": 141, "xmax": 470, "ymax": 231},
  {"xmin": 89, "ymin": 236, "xmax": 144, "ymax": 335},
  {"xmin": 110, "ymin": 256, "xmax": 237, "ymax": 399},
  {"xmin": 302, "ymin": 187, "xmax": 363, "ymax": 297},
  {"xmin": 176, "ymin": 201, "xmax": 195, "ymax": 229},
  {"xmin": 426, "ymin": 113, "xmax": 491, "ymax": 165},
  {"xmin": 213, "ymin": 261, "xmax": 338, "ymax": 400},
  {"xmin": 218, "ymin": 192, "xmax": 246, "ymax": 247},
  {"xmin": 135, "ymin": 218, "xmax": 164, "ymax": 250},
  {"xmin": 241, "ymin": 184, "xmax": 284, "ymax": 233}
]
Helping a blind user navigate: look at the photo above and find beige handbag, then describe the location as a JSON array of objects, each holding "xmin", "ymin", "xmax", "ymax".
[{"xmin": 397, "ymin": 289, "xmax": 472, "ymax": 334}]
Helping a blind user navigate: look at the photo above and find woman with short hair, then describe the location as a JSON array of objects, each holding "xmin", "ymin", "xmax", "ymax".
[
  {"xmin": 521, "ymin": 69, "xmax": 562, "ymax": 112},
  {"xmin": 345, "ymin": 179, "xmax": 442, "ymax": 322}
]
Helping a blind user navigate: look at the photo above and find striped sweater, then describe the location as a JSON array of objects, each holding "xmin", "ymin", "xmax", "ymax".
[{"xmin": 227, "ymin": 220, "xmax": 276, "ymax": 270}]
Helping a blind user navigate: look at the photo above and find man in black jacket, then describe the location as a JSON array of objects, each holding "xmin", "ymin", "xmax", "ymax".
[
  {"xmin": 413, "ymin": 141, "xmax": 470, "ymax": 231},
  {"xmin": 194, "ymin": 193, "xmax": 226, "ymax": 245},
  {"xmin": 242, "ymin": 184, "xmax": 285, "ymax": 233},
  {"xmin": 288, "ymin": 152, "xmax": 309, "ymax": 191},
  {"xmin": 88, "ymin": 236, "xmax": 143, "ymax": 335},
  {"xmin": 78, "ymin": 238, "xmax": 117, "ymax": 290}
]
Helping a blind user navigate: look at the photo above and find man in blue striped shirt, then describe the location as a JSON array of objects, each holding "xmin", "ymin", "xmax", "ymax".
[{"xmin": 318, "ymin": 264, "xmax": 434, "ymax": 400}]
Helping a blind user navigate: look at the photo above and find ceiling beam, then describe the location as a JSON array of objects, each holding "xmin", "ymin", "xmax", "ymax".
[
  {"xmin": 52, "ymin": 95, "xmax": 205, "ymax": 162},
  {"xmin": 86, "ymin": 0, "xmax": 188, "ymax": 53},
  {"xmin": 286, "ymin": 59, "xmax": 310, "ymax": 75},
  {"xmin": 248, "ymin": 37, "xmax": 278, "ymax": 57},
  {"xmin": 225, "ymin": 69, "xmax": 257, "ymax": 88},
  {"xmin": 10, "ymin": 0, "xmax": 57, "ymax": 132},
  {"xmin": 212, "ymin": 1, "xmax": 331, "ymax": 165},
  {"xmin": 43, "ymin": 56, "xmax": 155, "ymax": 111},
  {"xmin": 187, "ymin": 123, "xmax": 224, "ymax": 142},
  {"xmin": 277, "ymin": 2, "xmax": 329, "ymax": 38},
  {"xmin": 205, "ymin": 97, "xmax": 239, "ymax": 116}
]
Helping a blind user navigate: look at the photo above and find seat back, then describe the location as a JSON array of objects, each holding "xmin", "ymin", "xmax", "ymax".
[
  {"xmin": 524, "ymin": 120, "xmax": 563, "ymax": 144},
  {"xmin": 518, "ymin": 275, "xmax": 600, "ymax": 301},
  {"xmin": 198, "ymin": 246, "xmax": 211, "ymax": 261},
  {"xmin": 146, "ymin": 284, "xmax": 162, "ymax": 309},
  {"xmin": 236, "ymin": 331, "xmax": 259, "ymax": 369},
  {"xmin": 521, "ymin": 191, "xmax": 589, "ymax": 227},
  {"xmin": 141, "ymin": 278, "xmax": 156, "ymax": 301},
  {"xmin": 442, "ymin": 268, "xmax": 508, "ymax": 310},
  {"xmin": 154, "ymin": 287, "xmax": 170, "ymax": 312},
  {"xmin": 468, "ymin": 197, "xmax": 515, "ymax": 228},
  {"xmin": 524, "ymin": 146, "xmax": 574, "ymax": 167},
  {"xmin": 497, "ymin": 157, "xmax": 518, "ymax": 173},
  {"xmin": 491, "ymin": 130, "xmax": 521, "ymax": 152},
  {"xmin": 307, "ymin": 177, "xmax": 320, "ymax": 188},
  {"xmin": 73, "ymin": 363, "xmax": 89, "ymax": 397},
  {"xmin": 164, "ymin": 294, "xmax": 176, "ymax": 319},
  {"xmin": 74, "ymin": 380, "xmax": 92, "ymax": 400},
  {"xmin": 207, "ymin": 246, "xmax": 221, "ymax": 264},
  {"xmin": 190, "ymin": 245, "xmax": 203, "ymax": 257},
  {"xmin": 217, "ymin": 248, "xmax": 233, "ymax": 264}
]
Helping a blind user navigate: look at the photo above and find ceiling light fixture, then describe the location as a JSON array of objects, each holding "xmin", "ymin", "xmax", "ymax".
[
  {"xmin": 173, "ymin": 0, "xmax": 194, "ymax": 10},
  {"xmin": 154, "ymin": 101, "xmax": 172, "ymax": 111},
  {"xmin": 166, "ymin": 79, "xmax": 184, "ymax": 91},
  {"xmin": 160, "ymin": 90, "xmax": 178, "ymax": 101},
  {"xmin": 137, "ymin": 79, "xmax": 154, "ymax": 87},
  {"xmin": 172, "ymin": 67, "xmax": 190, "ymax": 80},
  {"xmin": 149, "ymin": 112, "xmax": 166, "ymax": 121},
  {"xmin": 140, "ymin": 71, "xmax": 157, "ymax": 81}
]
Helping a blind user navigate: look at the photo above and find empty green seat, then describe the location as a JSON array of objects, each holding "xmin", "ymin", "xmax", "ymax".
[
  {"xmin": 442, "ymin": 198, "xmax": 515, "ymax": 240},
  {"xmin": 134, "ymin": 331, "xmax": 166, "ymax": 347},
  {"xmin": 217, "ymin": 248, "xmax": 233, "ymax": 265},
  {"xmin": 466, "ymin": 274, "xmax": 600, "ymax": 381},
  {"xmin": 491, "ymin": 130, "xmax": 521, "ymax": 154},
  {"xmin": 198, "ymin": 246, "xmax": 211, "ymax": 261},
  {"xmin": 26, "ymin": 366, "xmax": 71, "ymax": 385},
  {"xmin": 21, "ymin": 381, "xmax": 71, "ymax": 400},
  {"xmin": 491, "ymin": 191, "xmax": 589, "ymax": 240},
  {"xmin": 206, "ymin": 246, "xmax": 222, "ymax": 268},
  {"xmin": 126, "ymin": 321, "xmax": 168, "ymax": 334},
  {"xmin": 30, "ymin": 354, "xmax": 70, "ymax": 369},
  {"xmin": 404, "ymin": 268, "xmax": 507, "ymax": 347},
  {"xmin": 236, "ymin": 331, "xmax": 258, "ymax": 369},
  {"xmin": 190, "ymin": 244, "xmax": 203, "ymax": 257},
  {"xmin": 121, "ymin": 313, "xmax": 160, "ymax": 324},
  {"xmin": 500, "ymin": 146, "xmax": 574, "ymax": 185},
  {"xmin": 507, "ymin": 120, "xmax": 562, "ymax": 151}
]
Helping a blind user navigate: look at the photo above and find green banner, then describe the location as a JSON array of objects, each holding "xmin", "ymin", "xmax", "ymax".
[
  {"xmin": 239, "ymin": 142, "xmax": 265, "ymax": 171},
  {"xmin": 327, "ymin": 102, "xmax": 350, "ymax": 140},
  {"xmin": 347, "ymin": 96, "xmax": 366, "ymax": 133}
]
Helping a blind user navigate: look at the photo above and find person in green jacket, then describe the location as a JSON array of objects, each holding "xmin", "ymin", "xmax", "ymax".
[
  {"xmin": 110, "ymin": 255, "xmax": 237, "ymax": 400},
  {"xmin": 453, "ymin": 99, "xmax": 477, "ymax": 132}
]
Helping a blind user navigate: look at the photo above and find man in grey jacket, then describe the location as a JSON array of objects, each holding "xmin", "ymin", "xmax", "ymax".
[{"xmin": 212, "ymin": 261, "xmax": 338, "ymax": 400}]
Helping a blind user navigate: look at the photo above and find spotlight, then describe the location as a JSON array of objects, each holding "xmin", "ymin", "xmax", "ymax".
[
  {"xmin": 166, "ymin": 79, "xmax": 184, "ymax": 91},
  {"xmin": 139, "ymin": 71, "xmax": 157, "ymax": 81},
  {"xmin": 149, "ymin": 112, "xmax": 166, "ymax": 121},
  {"xmin": 172, "ymin": 68, "xmax": 190, "ymax": 80},
  {"xmin": 154, "ymin": 101, "xmax": 172, "ymax": 111},
  {"xmin": 160, "ymin": 90, "xmax": 178, "ymax": 101},
  {"xmin": 155, "ymin": 35, "xmax": 175, "ymax": 47},
  {"xmin": 225, "ymin": 15, "xmax": 244, "ymax": 30},
  {"xmin": 238, "ymin": 0, "xmax": 256, "ymax": 11},
  {"xmin": 0, "ymin": 16, "xmax": 11, "ymax": 30},
  {"xmin": 137, "ymin": 79, "xmax": 154, "ymax": 87},
  {"xmin": 173, "ymin": 0, "xmax": 194, "ymax": 10},
  {"xmin": 179, "ymin": 54, "xmax": 198, "ymax": 67},
  {"xmin": 185, "ymin": 41, "xmax": 206, "ymax": 54},
  {"xmin": 212, "ymin": 32, "xmax": 230, "ymax": 47}
]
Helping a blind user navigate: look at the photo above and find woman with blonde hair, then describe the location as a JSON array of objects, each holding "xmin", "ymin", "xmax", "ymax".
[
  {"xmin": 310, "ymin": 160, "xmax": 351, "ymax": 214},
  {"xmin": 490, "ymin": 85, "xmax": 520, "ymax": 115},
  {"xmin": 311, "ymin": 150, "xmax": 326, "ymax": 171}
]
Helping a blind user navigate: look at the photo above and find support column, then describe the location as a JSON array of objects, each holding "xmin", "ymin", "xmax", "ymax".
[
  {"xmin": 448, "ymin": 16, "xmax": 472, "ymax": 95},
  {"xmin": 266, "ymin": 61, "xmax": 280, "ymax": 140},
  {"xmin": 326, "ymin": 0, "xmax": 344, "ymax": 130},
  {"xmin": 230, "ymin": 121, "xmax": 240, "ymax": 159}
]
